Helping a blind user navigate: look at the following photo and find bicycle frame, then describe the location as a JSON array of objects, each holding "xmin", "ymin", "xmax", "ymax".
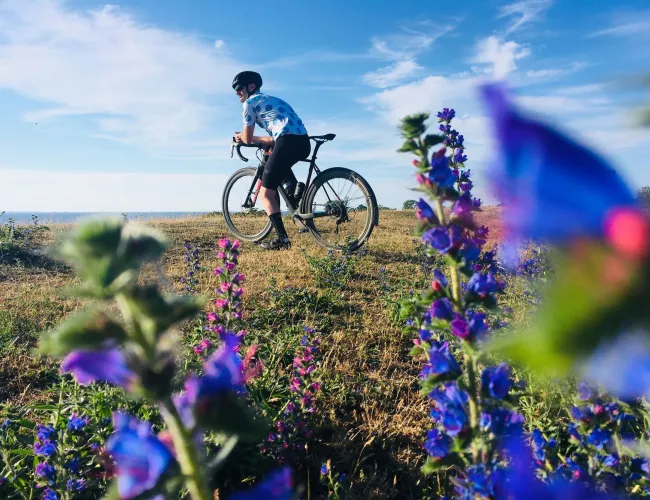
[{"xmin": 234, "ymin": 139, "xmax": 342, "ymax": 221}]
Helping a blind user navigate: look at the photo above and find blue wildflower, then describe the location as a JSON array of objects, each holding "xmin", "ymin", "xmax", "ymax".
[
  {"xmin": 64, "ymin": 457, "xmax": 80, "ymax": 474},
  {"xmin": 429, "ymin": 152, "xmax": 456, "ymax": 189},
  {"xmin": 227, "ymin": 467, "xmax": 293, "ymax": 500},
  {"xmin": 67, "ymin": 412, "xmax": 89, "ymax": 432},
  {"xmin": 418, "ymin": 328, "xmax": 432, "ymax": 342},
  {"xmin": 424, "ymin": 428, "xmax": 452, "ymax": 459},
  {"xmin": 35, "ymin": 462, "xmax": 56, "ymax": 484},
  {"xmin": 433, "ymin": 269, "xmax": 448, "ymax": 287},
  {"xmin": 437, "ymin": 108, "xmax": 456, "ymax": 122},
  {"xmin": 42, "ymin": 489, "xmax": 59, "ymax": 500},
  {"xmin": 480, "ymin": 408, "xmax": 524, "ymax": 438},
  {"xmin": 481, "ymin": 363, "xmax": 512, "ymax": 399},
  {"xmin": 587, "ymin": 427, "xmax": 611, "ymax": 450},
  {"xmin": 577, "ymin": 381, "xmax": 595, "ymax": 401},
  {"xmin": 429, "ymin": 383, "xmax": 468, "ymax": 437},
  {"xmin": 36, "ymin": 425, "xmax": 57, "ymax": 442},
  {"xmin": 416, "ymin": 198, "xmax": 437, "ymax": 223},
  {"xmin": 106, "ymin": 412, "xmax": 176, "ymax": 499},
  {"xmin": 429, "ymin": 298, "xmax": 454, "ymax": 321},
  {"xmin": 479, "ymin": 82, "xmax": 640, "ymax": 248},
  {"xmin": 422, "ymin": 227, "xmax": 451, "ymax": 253},
  {"xmin": 467, "ymin": 272, "xmax": 501, "ymax": 298},
  {"xmin": 34, "ymin": 441, "xmax": 57, "ymax": 457},
  {"xmin": 67, "ymin": 479, "xmax": 85, "ymax": 492},
  {"xmin": 420, "ymin": 341, "xmax": 461, "ymax": 381},
  {"xmin": 61, "ymin": 348, "xmax": 135, "ymax": 388}
]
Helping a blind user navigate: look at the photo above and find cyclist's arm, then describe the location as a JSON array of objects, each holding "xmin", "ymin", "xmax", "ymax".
[{"xmin": 235, "ymin": 128, "xmax": 274, "ymax": 145}]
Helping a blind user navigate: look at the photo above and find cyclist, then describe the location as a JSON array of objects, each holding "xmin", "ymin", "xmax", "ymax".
[{"xmin": 232, "ymin": 70, "xmax": 311, "ymax": 250}]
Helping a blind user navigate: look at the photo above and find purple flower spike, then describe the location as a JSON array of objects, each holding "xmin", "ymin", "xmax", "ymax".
[
  {"xmin": 428, "ymin": 153, "xmax": 456, "ymax": 189},
  {"xmin": 228, "ymin": 467, "xmax": 294, "ymax": 500},
  {"xmin": 106, "ymin": 412, "xmax": 175, "ymax": 500},
  {"xmin": 437, "ymin": 108, "xmax": 456, "ymax": 122},
  {"xmin": 479, "ymin": 82, "xmax": 638, "ymax": 247},
  {"xmin": 61, "ymin": 348, "xmax": 134, "ymax": 388}
]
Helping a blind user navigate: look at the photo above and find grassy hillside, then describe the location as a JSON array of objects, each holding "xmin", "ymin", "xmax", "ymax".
[{"xmin": 1, "ymin": 207, "xmax": 561, "ymax": 499}]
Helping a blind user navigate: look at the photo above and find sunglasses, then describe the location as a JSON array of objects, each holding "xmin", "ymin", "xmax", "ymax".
[{"xmin": 235, "ymin": 85, "xmax": 244, "ymax": 93}]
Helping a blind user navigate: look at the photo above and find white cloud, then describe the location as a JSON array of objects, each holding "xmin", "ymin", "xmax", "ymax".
[
  {"xmin": 472, "ymin": 36, "xmax": 531, "ymax": 79},
  {"xmin": 362, "ymin": 59, "xmax": 424, "ymax": 89},
  {"xmin": 499, "ymin": 0, "xmax": 554, "ymax": 35},
  {"xmin": 517, "ymin": 93, "xmax": 611, "ymax": 115},
  {"xmin": 0, "ymin": 0, "xmax": 241, "ymax": 151},
  {"xmin": 589, "ymin": 13, "xmax": 650, "ymax": 38},
  {"xmin": 359, "ymin": 24, "xmax": 455, "ymax": 89},
  {"xmin": 525, "ymin": 61, "xmax": 588, "ymax": 80},
  {"xmin": 214, "ymin": 39, "xmax": 225, "ymax": 49}
]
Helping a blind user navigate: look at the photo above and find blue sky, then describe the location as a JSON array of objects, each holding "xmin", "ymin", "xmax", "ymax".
[{"xmin": 1, "ymin": 0, "xmax": 649, "ymax": 211}]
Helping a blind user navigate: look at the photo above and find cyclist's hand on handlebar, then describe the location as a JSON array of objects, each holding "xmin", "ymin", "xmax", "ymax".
[{"xmin": 234, "ymin": 132, "xmax": 243, "ymax": 143}]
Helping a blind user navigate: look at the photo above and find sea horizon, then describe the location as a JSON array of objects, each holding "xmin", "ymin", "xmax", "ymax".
[{"xmin": 1, "ymin": 211, "xmax": 212, "ymax": 224}]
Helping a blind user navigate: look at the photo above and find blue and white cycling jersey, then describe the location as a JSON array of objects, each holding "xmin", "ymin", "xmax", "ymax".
[{"xmin": 242, "ymin": 93, "xmax": 308, "ymax": 140}]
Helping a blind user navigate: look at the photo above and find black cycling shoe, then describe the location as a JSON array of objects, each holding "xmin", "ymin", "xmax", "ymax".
[{"xmin": 259, "ymin": 236, "xmax": 291, "ymax": 250}]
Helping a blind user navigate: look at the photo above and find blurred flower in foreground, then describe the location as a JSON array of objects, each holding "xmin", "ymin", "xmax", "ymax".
[{"xmin": 479, "ymin": 82, "xmax": 650, "ymax": 396}]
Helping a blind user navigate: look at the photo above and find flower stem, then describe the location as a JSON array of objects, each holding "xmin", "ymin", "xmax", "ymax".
[
  {"xmin": 464, "ymin": 351, "xmax": 480, "ymax": 464},
  {"xmin": 160, "ymin": 398, "xmax": 211, "ymax": 500}
]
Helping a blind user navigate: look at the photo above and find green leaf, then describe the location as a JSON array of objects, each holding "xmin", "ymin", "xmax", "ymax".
[
  {"xmin": 489, "ymin": 242, "xmax": 650, "ymax": 377},
  {"xmin": 397, "ymin": 139, "xmax": 417, "ymax": 153},
  {"xmin": 197, "ymin": 393, "xmax": 268, "ymax": 442},
  {"xmin": 420, "ymin": 372, "xmax": 461, "ymax": 395},
  {"xmin": 421, "ymin": 455, "xmax": 461, "ymax": 474},
  {"xmin": 423, "ymin": 134, "xmax": 444, "ymax": 148},
  {"xmin": 59, "ymin": 217, "xmax": 123, "ymax": 262},
  {"xmin": 13, "ymin": 418, "xmax": 37, "ymax": 428},
  {"xmin": 399, "ymin": 113, "xmax": 429, "ymax": 139},
  {"xmin": 118, "ymin": 224, "xmax": 168, "ymax": 265},
  {"xmin": 126, "ymin": 286, "xmax": 205, "ymax": 342},
  {"xmin": 10, "ymin": 449, "xmax": 34, "ymax": 456},
  {"xmin": 38, "ymin": 307, "xmax": 127, "ymax": 357}
]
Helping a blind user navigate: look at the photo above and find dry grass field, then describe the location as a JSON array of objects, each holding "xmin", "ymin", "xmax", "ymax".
[{"xmin": 0, "ymin": 207, "xmax": 510, "ymax": 498}]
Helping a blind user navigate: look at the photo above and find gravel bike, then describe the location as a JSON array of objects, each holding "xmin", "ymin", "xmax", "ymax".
[{"xmin": 223, "ymin": 134, "xmax": 378, "ymax": 251}]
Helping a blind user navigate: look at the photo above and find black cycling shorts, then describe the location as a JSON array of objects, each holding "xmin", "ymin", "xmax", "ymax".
[{"xmin": 262, "ymin": 134, "xmax": 311, "ymax": 190}]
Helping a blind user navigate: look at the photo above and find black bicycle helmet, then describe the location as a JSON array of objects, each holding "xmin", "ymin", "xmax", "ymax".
[{"xmin": 232, "ymin": 71, "xmax": 263, "ymax": 92}]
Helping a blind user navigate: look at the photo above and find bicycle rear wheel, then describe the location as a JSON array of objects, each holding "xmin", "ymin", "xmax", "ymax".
[
  {"xmin": 222, "ymin": 168, "xmax": 272, "ymax": 242},
  {"xmin": 303, "ymin": 167, "xmax": 377, "ymax": 251}
]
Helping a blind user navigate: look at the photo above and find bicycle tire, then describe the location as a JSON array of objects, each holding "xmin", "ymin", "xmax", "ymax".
[
  {"xmin": 222, "ymin": 167, "xmax": 272, "ymax": 242},
  {"xmin": 302, "ymin": 167, "xmax": 377, "ymax": 251}
]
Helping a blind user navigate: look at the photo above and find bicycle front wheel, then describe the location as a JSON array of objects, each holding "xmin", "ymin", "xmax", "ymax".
[
  {"xmin": 303, "ymin": 167, "xmax": 377, "ymax": 251},
  {"xmin": 222, "ymin": 167, "xmax": 272, "ymax": 242}
]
